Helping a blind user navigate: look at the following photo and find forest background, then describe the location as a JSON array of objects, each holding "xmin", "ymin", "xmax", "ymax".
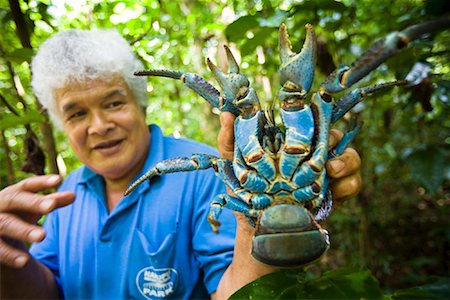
[{"xmin": 0, "ymin": 0, "xmax": 449, "ymax": 298}]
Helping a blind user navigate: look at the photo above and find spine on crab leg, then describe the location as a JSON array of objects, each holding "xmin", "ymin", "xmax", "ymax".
[
  {"xmin": 124, "ymin": 154, "xmax": 217, "ymax": 195},
  {"xmin": 321, "ymin": 17, "xmax": 450, "ymax": 94},
  {"xmin": 135, "ymin": 69, "xmax": 239, "ymax": 115}
]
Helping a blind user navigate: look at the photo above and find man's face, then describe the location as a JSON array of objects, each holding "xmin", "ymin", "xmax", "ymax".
[{"xmin": 56, "ymin": 77, "xmax": 150, "ymax": 181}]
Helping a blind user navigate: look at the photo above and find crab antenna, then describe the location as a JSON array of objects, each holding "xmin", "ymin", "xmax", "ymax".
[
  {"xmin": 279, "ymin": 23, "xmax": 316, "ymax": 94},
  {"xmin": 224, "ymin": 45, "xmax": 240, "ymax": 73}
]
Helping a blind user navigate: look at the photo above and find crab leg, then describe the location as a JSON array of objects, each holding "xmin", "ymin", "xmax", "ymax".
[
  {"xmin": 331, "ymin": 80, "xmax": 408, "ymax": 123},
  {"xmin": 208, "ymin": 194, "xmax": 259, "ymax": 233},
  {"xmin": 292, "ymin": 169, "xmax": 326, "ymax": 203},
  {"xmin": 124, "ymin": 154, "xmax": 218, "ymax": 195},
  {"xmin": 232, "ymin": 142, "xmax": 270, "ymax": 193},
  {"xmin": 321, "ymin": 17, "xmax": 450, "ymax": 94},
  {"xmin": 276, "ymin": 24, "xmax": 318, "ymax": 180},
  {"xmin": 135, "ymin": 69, "xmax": 239, "ymax": 115},
  {"xmin": 292, "ymin": 92, "xmax": 333, "ymax": 187}
]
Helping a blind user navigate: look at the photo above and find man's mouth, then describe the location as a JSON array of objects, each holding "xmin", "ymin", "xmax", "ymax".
[{"xmin": 93, "ymin": 139, "xmax": 124, "ymax": 151}]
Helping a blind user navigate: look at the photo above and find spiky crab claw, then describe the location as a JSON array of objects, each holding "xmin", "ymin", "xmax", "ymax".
[{"xmin": 279, "ymin": 23, "xmax": 316, "ymax": 102}]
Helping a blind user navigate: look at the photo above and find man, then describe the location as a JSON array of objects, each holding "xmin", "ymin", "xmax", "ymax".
[{"xmin": 0, "ymin": 29, "xmax": 361, "ymax": 299}]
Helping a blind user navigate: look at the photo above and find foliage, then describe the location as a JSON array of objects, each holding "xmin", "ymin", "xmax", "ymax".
[
  {"xmin": 0, "ymin": 0, "xmax": 449, "ymax": 297},
  {"xmin": 231, "ymin": 268, "xmax": 449, "ymax": 299}
]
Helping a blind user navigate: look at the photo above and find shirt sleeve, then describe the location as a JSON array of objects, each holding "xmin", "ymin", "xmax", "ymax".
[
  {"xmin": 190, "ymin": 169, "xmax": 237, "ymax": 294},
  {"xmin": 29, "ymin": 211, "xmax": 63, "ymax": 295}
]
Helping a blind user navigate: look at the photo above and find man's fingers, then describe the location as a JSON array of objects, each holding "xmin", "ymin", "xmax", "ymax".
[
  {"xmin": 0, "ymin": 238, "xmax": 31, "ymax": 268},
  {"xmin": 16, "ymin": 175, "xmax": 62, "ymax": 193},
  {"xmin": 0, "ymin": 190, "xmax": 75, "ymax": 215},
  {"xmin": 0, "ymin": 213, "xmax": 45, "ymax": 243},
  {"xmin": 328, "ymin": 129, "xmax": 344, "ymax": 150},
  {"xmin": 330, "ymin": 173, "xmax": 362, "ymax": 203},
  {"xmin": 218, "ymin": 112, "xmax": 236, "ymax": 160},
  {"xmin": 326, "ymin": 148, "xmax": 361, "ymax": 179}
]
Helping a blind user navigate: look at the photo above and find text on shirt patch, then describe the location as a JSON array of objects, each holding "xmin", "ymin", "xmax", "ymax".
[{"xmin": 136, "ymin": 266, "xmax": 178, "ymax": 299}]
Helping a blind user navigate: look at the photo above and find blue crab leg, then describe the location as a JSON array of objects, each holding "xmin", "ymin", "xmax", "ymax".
[
  {"xmin": 277, "ymin": 24, "xmax": 317, "ymax": 179},
  {"xmin": 134, "ymin": 69, "xmax": 239, "ymax": 115},
  {"xmin": 208, "ymin": 194, "xmax": 259, "ymax": 233},
  {"xmin": 321, "ymin": 17, "xmax": 450, "ymax": 94},
  {"xmin": 292, "ymin": 92, "xmax": 333, "ymax": 187},
  {"xmin": 329, "ymin": 121, "xmax": 362, "ymax": 158},
  {"xmin": 235, "ymin": 111, "xmax": 277, "ymax": 182},
  {"xmin": 212, "ymin": 158, "xmax": 271, "ymax": 209},
  {"xmin": 331, "ymin": 80, "xmax": 408, "ymax": 123},
  {"xmin": 232, "ymin": 142, "xmax": 270, "ymax": 193},
  {"xmin": 292, "ymin": 169, "xmax": 326, "ymax": 203},
  {"xmin": 279, "ymin": 105, "xmax": 315, "ymax": 179},
  {"xmin": 124, "ymin": 154, "xmax": 218, "ymax": 195}
]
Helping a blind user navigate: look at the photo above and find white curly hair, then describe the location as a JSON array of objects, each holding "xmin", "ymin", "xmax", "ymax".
[{"xmin": 31, "ymin": 29, "xmax": 148, "ymax": 129}]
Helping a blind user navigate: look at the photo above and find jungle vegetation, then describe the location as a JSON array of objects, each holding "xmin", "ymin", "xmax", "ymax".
[{"xmin": 0, "ymin": 0, "xmax": 449, "ymax": 298}]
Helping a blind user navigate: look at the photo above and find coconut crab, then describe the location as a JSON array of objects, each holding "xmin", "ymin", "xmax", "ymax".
[{"xmin": 125, "ymin": 18, "xmax": 450, "ymax": 268}]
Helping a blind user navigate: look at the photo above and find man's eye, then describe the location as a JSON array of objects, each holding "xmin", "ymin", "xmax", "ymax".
[
  {"xmin": 68, "ymin": 111, "xmax": 86, "ymax": 120},
  {"xmin": 106, "ymin": 101, "xmax": 124, "ymax": 108}
]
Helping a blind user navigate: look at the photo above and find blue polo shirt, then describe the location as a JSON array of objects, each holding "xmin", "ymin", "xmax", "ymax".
[{"xmin": 30, "ymin": 124, "xmax": 236, "ymax": 299}]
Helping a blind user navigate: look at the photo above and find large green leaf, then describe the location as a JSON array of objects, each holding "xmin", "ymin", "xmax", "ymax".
[
  {"xmin": 389, "ymin": 276, "xmax": 450, "ymax": 299},
  {"xmin": 404, "ymin": 144, "xmax": 448, "ymax": 194},
  {"xmin": 230, "ymin": 268, "xmax": 384, "ymax": 299}
]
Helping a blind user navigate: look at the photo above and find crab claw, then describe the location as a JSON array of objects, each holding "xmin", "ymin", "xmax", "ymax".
[
  {"xmin": 207, "ymin": 46, "xmax": 250, "ymax": 102},
  {"xmin": 279, "ymin": 23, "xmax": 316, "ymax": 99}
]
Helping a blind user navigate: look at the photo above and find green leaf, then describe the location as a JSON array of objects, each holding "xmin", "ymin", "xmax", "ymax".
[
  {"xmin": 299, "ymin": 268, "xmax": 384, "ymax": 299},
  {"xmin": 404, "ymin": 144, "xmax": 448, "ymax": 194},
  {"xmin": 390, "ymin": 276, "xmax": 450, "ymax": 299},
  {"xmin": 0, "ymin": 110, "xmax": 46, "ymax": 130},
  {"xmin": 4, "ymin": 48, "xmax": 35, "ymax": 64},
  {"xmin": 230, "ymin": 268, "xmax": 383, "ymax": 299},
  {"xmin": 229, "ymin": 269, "xmax": 305, "ymax": 299},
  {"xmin": 225, "ymin": 15, "xmax": 259, "ymax": 42}
]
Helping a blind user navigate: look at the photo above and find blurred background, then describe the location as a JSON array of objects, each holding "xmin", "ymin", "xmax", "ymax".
[{"xmin": 0, "ymin": 0, "xmax": 449, "ymax": 293}]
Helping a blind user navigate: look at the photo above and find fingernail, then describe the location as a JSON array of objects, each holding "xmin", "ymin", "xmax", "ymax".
[
  {"xmin": 28, "ymin": 229, "xmax": 44, "ymax": 241},
  {"xmin": 14, "ymin": 256, "xmax": 28, "ymax": 268},
  {"xmin": 47, "ymin": 175, "xmax": 60, "ymax": 184},
  {"xmin": 40, "ymin": 199, "xmax": 54, "ymax": 211},
  {"xmin": 329, "ymin": 159, "xmax": 344, "ymax": 174}
]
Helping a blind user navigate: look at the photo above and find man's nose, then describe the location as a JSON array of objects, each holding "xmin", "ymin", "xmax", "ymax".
[{"xmin": 87, "ymin": 112, "xmax": 115, "ymax": 135}]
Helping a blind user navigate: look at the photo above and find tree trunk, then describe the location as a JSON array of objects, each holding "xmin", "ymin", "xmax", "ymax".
[{"xmin": 9, "ymin": 0, "xmax": 59, "ymax": 175}]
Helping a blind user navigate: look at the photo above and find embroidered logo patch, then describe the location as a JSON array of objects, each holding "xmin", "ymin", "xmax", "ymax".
[{"xmin": 136, "ymin": 266, "xmax": 178, "ymax": 299}]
